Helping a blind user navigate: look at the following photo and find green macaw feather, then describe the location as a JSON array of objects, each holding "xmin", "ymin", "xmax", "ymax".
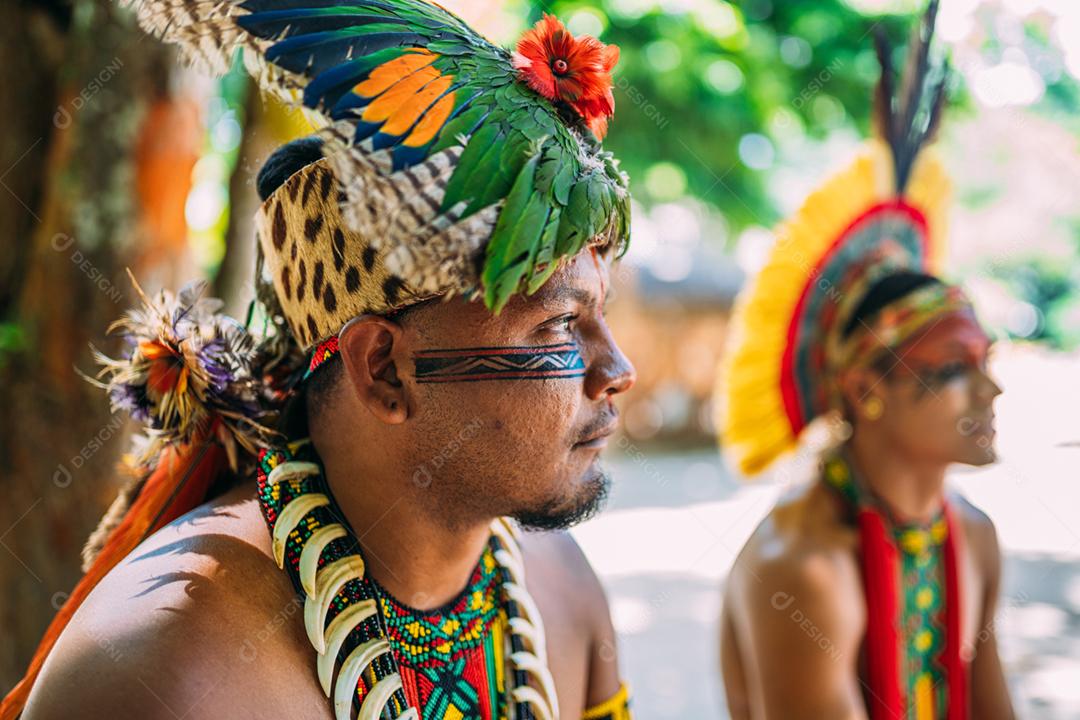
[
  {"xmin": 482, "ymin": 152, "xmax": 548, "ymax": 311},
  {"xmin": 525, "ymin": 206, "xmax": 564, "ymax": 295}
]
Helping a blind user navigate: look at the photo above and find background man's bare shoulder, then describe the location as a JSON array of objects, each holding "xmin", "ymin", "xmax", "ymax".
[
  {"xmin": 722, "ymin": 481, "xmax": 868, "ymax": 718},
  {"xmin": 950, "ymin": 491, "xmax": 1002, "ymax": 579},
  {"xmin": 729, "ymin": 480, "xmax": 861, "ymax": 606},
  {"xmin": 22, "ymin": 487, "xmax": 323, "ymax": 720}
]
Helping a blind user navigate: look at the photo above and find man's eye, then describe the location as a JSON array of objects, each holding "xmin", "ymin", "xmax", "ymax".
[
  {"xmin": 928, "ymin": 361, "xmax": 969, "ymax": 383},
  {"xmin": 545, "ymin": 313, "xmax": 577, "ymax": 332}
]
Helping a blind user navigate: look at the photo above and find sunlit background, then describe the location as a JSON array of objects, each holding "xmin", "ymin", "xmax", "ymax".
[{"xmin": 2, "ymin": 0, "xmax": 1079, "ymax": 716}]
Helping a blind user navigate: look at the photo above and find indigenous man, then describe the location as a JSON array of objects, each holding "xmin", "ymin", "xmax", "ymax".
[
  {"xmin": 3, "ymin": 3, "xmax": 636, "ymax": 719},
  {"xmin": 717, "ymin": 5, "xmax": 1015, "ymax": 720}
]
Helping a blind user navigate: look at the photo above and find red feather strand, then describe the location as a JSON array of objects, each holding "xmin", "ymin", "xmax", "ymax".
[
  {"xmin": 0, "ymin": 428, "xmax": 227, "ymax": 720},
  {"xmin": 943, "ymin": 504, "xmax": 969, "ymax": 720},
  {"xmin": 858, "ymin": 508, "xmax": 903, "ymax": 719}
]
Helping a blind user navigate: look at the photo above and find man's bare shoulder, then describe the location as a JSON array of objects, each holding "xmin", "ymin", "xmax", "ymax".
[
  {"xmin": 721, "ymin": 480, "xmax": 868, "ymax": 719},
  {"xmin": 518, "ymin": 528, "xmax": 616, "ymax": 645},
  {"xmin": 949, "ymin": 491, "xmax": 1002, "ymax": 579},
  {"xmin": 517, "ymin": 528, "xmax": 620, "ymax": 710},
  {"xmin": 519, "ymin": 529, "xmax": 606, "ymax": 615},
  {"xmin": 951, "ymin": 491, "xmax": 997, "ymax": 540},
  {"xmin": 728, "ymin": 480, "xmax": 862, "ymax": 620},
  {"xmin": 23, "ymin": 486, "xmax": 323, "ymax": 720}
]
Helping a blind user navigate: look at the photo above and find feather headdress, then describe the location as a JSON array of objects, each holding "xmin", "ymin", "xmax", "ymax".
[
  {"xmin": 719, "ymin": 0, "xmax": 952, "ymax": 477},
  {"xmin": 131, "ymin": 0, "xmax": 630, "ymax": 316}
]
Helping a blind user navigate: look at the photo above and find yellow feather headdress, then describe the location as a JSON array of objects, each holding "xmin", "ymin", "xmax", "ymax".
[{"xmin": 718, "ymin": 2, "xmax": 952, "ymax": 476}]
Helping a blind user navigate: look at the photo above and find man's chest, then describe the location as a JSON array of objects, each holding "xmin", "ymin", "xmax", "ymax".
[{"xmin": 254, "ymin": 593, "xmax": 590, "ymax": 720}]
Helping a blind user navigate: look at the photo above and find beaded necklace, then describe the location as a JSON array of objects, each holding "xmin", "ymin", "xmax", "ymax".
[
  {"xmin": 822, "ymin": 447, "xmax": 967, "ymax": 720},
  {"xmin": 255, "ymin": 439, "xmax": 558, "ymax": 720}
]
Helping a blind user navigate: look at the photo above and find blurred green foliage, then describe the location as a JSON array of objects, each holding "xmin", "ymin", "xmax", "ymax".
[
  {"xmin": 0, "ymin": 322, "xmax": 26, "ymax": 372},
  {"xmin": 521, "ymin": 0, "xmax": 1080, "ymax": 347},
  {"xmin": 528, "ymin": 0, "xmax": 915, "ymax": 231},
  {"xmin": 985, "ymin": 253, "xmax": 1080, "ymax": 348}
]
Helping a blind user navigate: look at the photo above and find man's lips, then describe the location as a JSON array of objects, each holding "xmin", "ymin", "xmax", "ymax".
[{"xmin": 574, "ymin": 418, "xmax": 619, "ymax": 449}]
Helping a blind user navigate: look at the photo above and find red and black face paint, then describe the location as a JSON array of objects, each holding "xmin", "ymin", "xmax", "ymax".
[
  {"xmin": 893, "ymin": 313, "xmax": 992, "ymax": 398},
  {"xmin": 413, "ymin": 342, "xmax": 585, "ymax": 384}
]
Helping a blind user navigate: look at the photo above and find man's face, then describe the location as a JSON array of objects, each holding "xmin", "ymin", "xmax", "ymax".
[
  {"xmin": 394, "ymin": 251, "xmax": 635, "ymax": 530},
  {"xmin": 871, "ymin": 312, "xmax": 1001, "ymax": 466}
]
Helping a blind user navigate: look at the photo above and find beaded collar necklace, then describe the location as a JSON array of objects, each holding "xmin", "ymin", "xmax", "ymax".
[
  {"xmin": 255, "ymin": 439, "xmax": 558, "ymax": 720},
  {"xmin": 822, "ymin": 446, "xmax": 968, "ymax": 720}
]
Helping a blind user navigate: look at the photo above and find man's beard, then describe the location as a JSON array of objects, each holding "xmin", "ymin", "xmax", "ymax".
[{"xmin": 512, "ymin": 466, "xmax": 611, "ymax": 531}]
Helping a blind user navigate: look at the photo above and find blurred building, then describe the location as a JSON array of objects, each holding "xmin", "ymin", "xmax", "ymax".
[{"xmin": 608, "ymin": 237, "xmax": 743, "ymax": 445}]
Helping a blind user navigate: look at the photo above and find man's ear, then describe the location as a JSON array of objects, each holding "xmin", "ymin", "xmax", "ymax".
[
  {"xmin": 838, "ymin": 366, "xmax": 884, "ymax": 417},
  {"xmin": 337, "ymin": 315, "xmax": 409, "ymax": 425}
]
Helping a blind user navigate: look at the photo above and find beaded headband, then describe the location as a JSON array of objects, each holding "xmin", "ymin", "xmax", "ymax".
[
  {"xmin": 306, "ymin": 335, "xmax": 341, "ymax": 380},
  {"xmin": 829, "ymin": 281, "xmax": 976, "ymax": 381}
]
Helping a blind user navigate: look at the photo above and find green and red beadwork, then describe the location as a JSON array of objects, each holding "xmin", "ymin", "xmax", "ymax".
[
  {"xmin": 255, "ymin": 441, "xmax": 558, "ymax": 720},
  {"xmin": 823, "ymin": 449, "xmax": 965, "ymax": 720},
  {"xmin": 377, "ymin": 547, "xmax": 508, "ymax": 717}
]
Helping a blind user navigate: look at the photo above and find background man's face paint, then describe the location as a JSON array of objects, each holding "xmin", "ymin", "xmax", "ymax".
[
  {"xmin": 413, "ymin": 342, "xmax": 586, "ymax": 383},
  {"xmin": 872, "ymin": 312, "xmax": 1001, "ymax": 466},
  {"xmin": 894, "ymin": 313, "xmax": 992, "ymax": 394}
]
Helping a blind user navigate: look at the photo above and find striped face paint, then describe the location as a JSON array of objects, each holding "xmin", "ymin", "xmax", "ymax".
[{"xmin": 413, "ymin": 342, "xmax": 586, "ymax": 383}]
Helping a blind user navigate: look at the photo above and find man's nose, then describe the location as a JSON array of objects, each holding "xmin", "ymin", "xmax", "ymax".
[
  {"xmin": 584, "ymin": 325, "xmax": 636, "ymax": 401},
  {"xmin": 978, "ymin": 370, "xmax": 1003, "ymax": 402}
]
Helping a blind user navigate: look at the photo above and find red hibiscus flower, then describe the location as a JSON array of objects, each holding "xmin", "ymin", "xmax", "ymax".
[{"xmin": 512, "ymin": 13, "xmax": 619, "ymax": 140}]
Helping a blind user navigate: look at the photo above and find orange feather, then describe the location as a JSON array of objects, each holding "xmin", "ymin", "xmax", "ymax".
[
  {"xmin": 382, "ymin": 74, "xmax": 453, "ymax": 136},
  {"xmin": 405, "ymin": 92, "xmax": 456, "ymax": 147},
  {"xmin": 362, "ymin": 65, "xmax": 442, "ymax": 123},
  {"xmin": 353, "ymin": 50, "xmax": 436, "ymax": 98}
]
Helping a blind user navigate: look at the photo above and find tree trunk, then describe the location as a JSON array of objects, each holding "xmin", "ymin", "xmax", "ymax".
[{"xmin": 0, "ymin": 0, "xmax": 180, "ymax": 691}]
